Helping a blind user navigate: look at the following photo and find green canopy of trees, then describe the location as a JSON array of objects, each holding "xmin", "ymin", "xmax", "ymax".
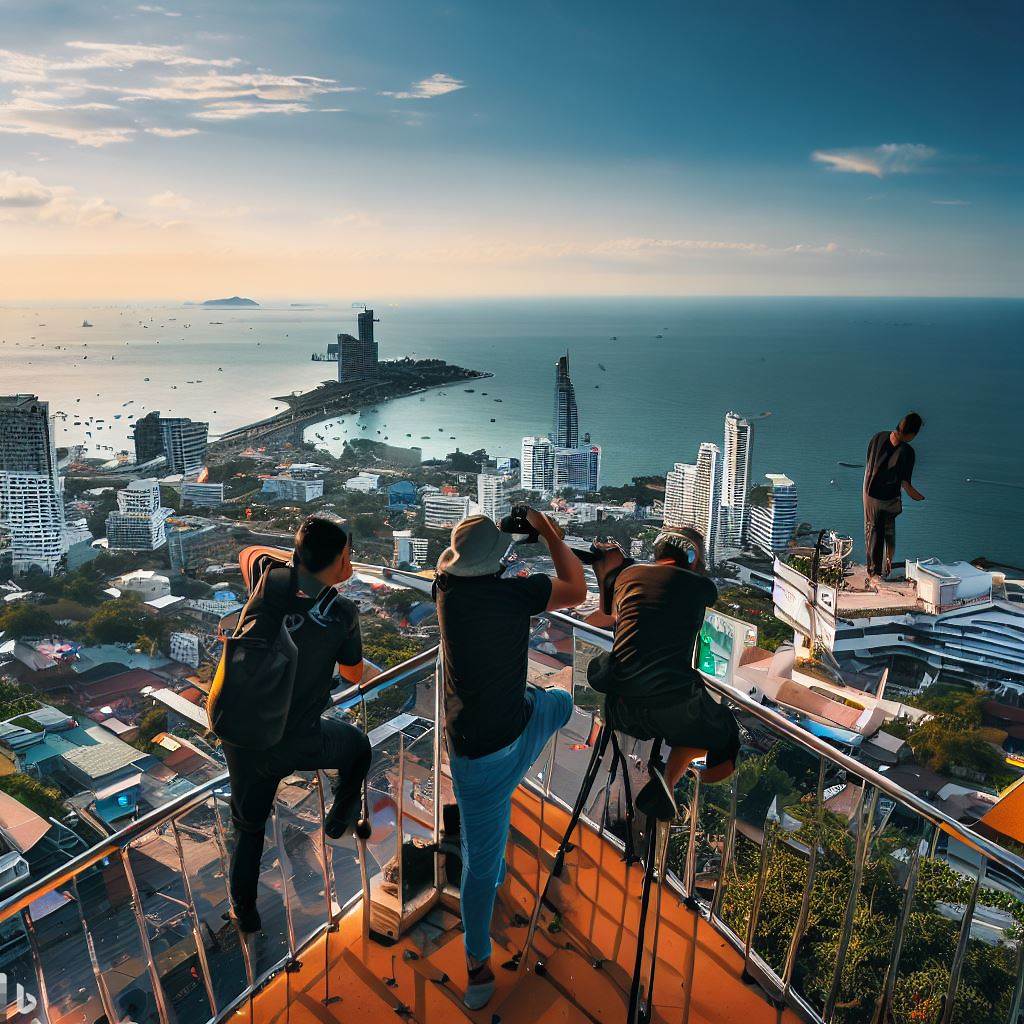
[{"xmin": 0, "ymin": 603, "xmax": 58, "ymax": 640}]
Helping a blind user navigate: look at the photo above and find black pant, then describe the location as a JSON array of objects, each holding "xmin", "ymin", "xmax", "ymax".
[
  {"xmin": 222, "ymin": 716, "xmax": 371, "ymax": 908},
  {"xmin": 863, "ymin": 494, "xmax": 899, "ymax": 577}
]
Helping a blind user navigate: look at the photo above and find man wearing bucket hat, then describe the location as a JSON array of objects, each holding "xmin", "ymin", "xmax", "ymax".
[{"xmin": 435, "ymin": 508, "xmax": 586, "ymax": 1009}]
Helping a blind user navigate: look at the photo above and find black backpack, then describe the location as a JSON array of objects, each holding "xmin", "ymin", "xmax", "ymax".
[{"xmin": 208, "ymin": 563, "xmax": 299, "ymax": 749}]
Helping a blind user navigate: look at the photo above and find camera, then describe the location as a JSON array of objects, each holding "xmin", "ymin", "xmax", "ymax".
[{"xmin": 498, "ymin": 504, "xmax": 540, "ymax": 544}]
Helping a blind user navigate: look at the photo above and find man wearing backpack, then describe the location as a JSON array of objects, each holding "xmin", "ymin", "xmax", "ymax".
[{"xmin": 219, "ymin": 516, "xmax": 373, "ymax": 934}]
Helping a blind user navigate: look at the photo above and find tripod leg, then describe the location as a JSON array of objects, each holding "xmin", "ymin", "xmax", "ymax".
[
  {"xmin": 642, "ymin": 820, "xmax": 671, "ymax": 1020},
  {"xmin": 612, "ymin": 732, "xmax": 639, "ymax": 865},
  {"xmin": 627, "ymin": 739, "xmax": 664, "ymax": 1024},
  {"xmin": 518, "ymin": 725, "xmax": 609, "ymax": 972}
]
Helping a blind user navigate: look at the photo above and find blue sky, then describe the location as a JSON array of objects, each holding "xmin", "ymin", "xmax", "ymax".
[{"xmin": 0, "ymin": 0, "xmax": 1020, "ymax": 300}]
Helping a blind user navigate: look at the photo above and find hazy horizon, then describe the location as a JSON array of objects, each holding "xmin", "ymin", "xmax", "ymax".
[{"xmin": 1, "ymin": 2, "xmax": 1020, "ymax": 302}]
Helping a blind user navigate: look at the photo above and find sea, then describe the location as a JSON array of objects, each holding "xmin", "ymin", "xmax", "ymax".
[{"xmin": 2, "ymin": 297, "xmax": 1022, "ymax": 567}]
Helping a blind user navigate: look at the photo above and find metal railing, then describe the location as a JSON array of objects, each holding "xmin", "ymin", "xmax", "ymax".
[{"xmin": 0, "ymin": 563, "xmax": 1020, "ymax": 1024}]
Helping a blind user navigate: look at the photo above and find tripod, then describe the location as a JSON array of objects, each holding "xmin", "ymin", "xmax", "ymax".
[{"xmin": 516, "ymin": 723, "xmax": 674, "ymax": 1024}]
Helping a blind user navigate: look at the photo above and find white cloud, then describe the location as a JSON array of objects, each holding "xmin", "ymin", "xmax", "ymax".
[
  {"xmin": 191, "ymin": 101, "xmax": 311, "ymax": 121},
  {"xmin": 145, "ymin": 126, "xmax": 200, "ymax": 137},
  {"xmin": 147, "ymin": 189, "xmax": 191, "ymax": 210},
  {"xmin": 381, "ymin": 73, "xmax": 464, "ymax": 100},
  {"xmin": 62, "ymin": 41, "xmax": 239, "ymax": 71},
  {"xmin": 118, "ymin": 71, "xmax": 349, "ymax": 103},
  {"xmin": 932, "ymin": 199, "xmax": 970, "ymax": 206},
  {"xmin": 0, "ymin": 108, "xmax": 135, "ymax": 147},
  {"xmin": 137, "ymin": 5, "xmax": 183, "ymax": 15},
  {"xmin": 0, "ymin": 169, "xmax": 121, "ymax": 225},
  {"xmin": 0, "ymin": 170, "xmax": 51, "ymax": 207},
  {"xmin": 812, "ymin": 143, "xmax": 937, "ymax": 178}
]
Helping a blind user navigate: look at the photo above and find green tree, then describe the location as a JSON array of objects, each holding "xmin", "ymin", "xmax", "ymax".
[
  {"xmin": 0, "ymin": 603, "xmax": 58, "ymax": 639},
  {"xmin": 0, "ymin": 774, "xmax": 65, "ymax": 820},
  {"xmin": 84, "ymin": 595, "xmax": 150, "ymax": 644}
]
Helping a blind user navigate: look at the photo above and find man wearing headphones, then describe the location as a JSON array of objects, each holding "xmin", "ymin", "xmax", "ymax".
[{"xmin": 585, "ymin": 527, "xmax": 739, "ymax": 820}]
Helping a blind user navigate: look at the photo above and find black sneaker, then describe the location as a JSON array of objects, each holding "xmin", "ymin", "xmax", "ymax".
[
  {"xmin": 229, "ymin": 903, "xmax": 262, "ymax": 935},
  {"xmin": 635, "ymin": 769, "xmax": 678, "ymax": 821},
  {"xmin": 324, "ymin": 786, "xmax": 363, "ymax": 839}
]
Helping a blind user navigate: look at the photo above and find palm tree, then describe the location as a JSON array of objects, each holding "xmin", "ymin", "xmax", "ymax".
[{"xmin": 135, "ymin": 634, "xmax": 159, "ymax": 658}]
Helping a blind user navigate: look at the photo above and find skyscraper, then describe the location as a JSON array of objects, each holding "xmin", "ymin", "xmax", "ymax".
[
  {"xmin": 521, "ymin": 436, "xmax": 555, "ymax": 494},
  {"xmin": 132, "ymin": 412, "xmax": 208, "ymax": 475},
  {"xmin": 338, "ymin": 308, "xmax": 380, "ymax": 383},
  {"xmin": 721, "ymin": 411, "xmax": 753, "ymax": 549},
  {"xmin": 0, "ymin": 395, "xmax": 67, "ymax": 575},
  {"xmin": 664, "ymin": 442, "xmax": 722, "ymax": 564},
  {"xmin": 105, "ymin": 478, "xmax": 172, "ymax": 551},
  {"xmin": 748, "ymin": 473, "xmax": 798, "ymax": 556},
  {"xmin": 554, "ymin": 444, "xmax": 602, "ymax": 493},
  {"xmin": 550, "ymin": 354, "xmax": 579, "ymax": 448},
  {"xmin": 477, "ymin": 473, "xmax": 511, "ymax": 521}
]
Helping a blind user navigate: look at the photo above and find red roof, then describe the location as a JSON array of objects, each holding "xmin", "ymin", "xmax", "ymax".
[{"xmin": 76, "ymin": 668, "xmax": 166, "ymax": 705}]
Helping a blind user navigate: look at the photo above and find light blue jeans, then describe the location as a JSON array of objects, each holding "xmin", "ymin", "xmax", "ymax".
[{"xmin": 450, "ymin": 686, "xmax": 574, "ymax": 962}]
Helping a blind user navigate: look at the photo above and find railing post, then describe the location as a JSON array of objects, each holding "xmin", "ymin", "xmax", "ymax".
[
  {"xmin": 121, "ymin": 846, "xmax": 173, "ymax": 1024},
  {"xmin": 743, "ymin": 819, "xmax": 777, "ymax": 969},
  {"xmin": 313, "ymin": 771, "xmax": 341, "ymax": 1006},
  {"xmin": 871, "ymin": 828, "xmax": 928, "ymax": 1024},
  {"xmin": 72, "ymin": 876, "xmax": 120, "ymax": 1024},
  {"xmin": 171, "ymin": 821, "xmax": 219, "ymax": 1018},
  {"xmin": 396, "ymin": 732, "xmax": 406, "ymax": 921},
  {"xmin": 710, "ymin": 768, "xmax": 739, "ymax": 922},
  {"xmin": 683, "ymin": 765, "xmax": 702, "ymax": 903},
  {"xmin": 938, "ymin": 866, "xmax": 981, "ymax": 1024},
  {"xmin": 19, "ymin": 906, "xmax": 52, "ymax": 1024},
  {"xmin": 825, "ymin": 784, "xmax": 878, "ymax": 1022},
  {"xmin": 782, "ymin": 756, "xmax": 827, "ymax": 995},
  {"xmin": 272, "ymin": 801, "xmax": 299, "ymax": 960},
  {"xmin": 211, "ymin": 794, "xmax": 256, "ymax": 992}
]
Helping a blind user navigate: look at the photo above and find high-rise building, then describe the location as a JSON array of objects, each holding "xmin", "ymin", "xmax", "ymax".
[
  {"xmin": 521, "ymin": 436, "xmax": 555, "ymax": 494},
  {"xmin": 554, "ymin": 445, "xmax": 601, "ymax": 493},
  {"xmin": 0, "ymin": 395, "xmax": 67, "ymax": 575},
  {"xmin": 721, "ymin": 411, "xmax": 754, "ymax": 549},
  {"xmin": 392, "ymin": 530, "xmax": 430, "ymax": 568},
  {"xmin": 105, "ymin": 478, "xmax": 171, "ymax": 551},
  {"xmin": 132, "ymin": 412, "xmax": 208, "ymax": 475},
  {"xmin": 132, "ymin": 410, "xmax": 165, "ymax": 464},
  {"xmin": 161, "ymin": 417, "xmax": 209, "ymax": 476},
  {"xmin": 664, "ymin": 442, "xmax": 722, "ymax": 563},
  {"xmin": 551, "ymin": 355, "xmax": 579, "ymax": 448},
  {"xmin": 0, "ymin": 522, "xmax": 12, "ymax": 579},
  {"xmin": 423, "ymin": 493, "xmax": 473, "ymax": 531},
  {"xmin": 748, "ymin": 473, "xmax": 798, "ymax": 555},
  {"xmin": 477, "ymin": 474, "xmax": 511, "ymax": 522},
  {"xmin": 338, "ymin": 309, "xmax": 380, "ymax": 383}
]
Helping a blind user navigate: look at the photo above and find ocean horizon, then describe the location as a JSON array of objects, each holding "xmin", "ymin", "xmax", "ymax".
[{"xmin": 3, "ymin": 296, "xmax": 1022, "ymax": 566}]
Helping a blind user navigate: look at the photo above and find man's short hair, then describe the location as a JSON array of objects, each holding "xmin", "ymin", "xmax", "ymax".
[
  {"xmin": 294, "ymin": 516, "xmax": 349, "ymax": 573},
  {"xmin": 654, "ymin": 527, "xmax": 705, "ymax": 569},
  {"xmin": 898, "ymin": 411, "xmax": 923, "ymax": 436}
]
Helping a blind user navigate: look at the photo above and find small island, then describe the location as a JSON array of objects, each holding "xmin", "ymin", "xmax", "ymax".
[{"xmin": 193, "ymin": 296, "xmax": 260, "ymax": 308}]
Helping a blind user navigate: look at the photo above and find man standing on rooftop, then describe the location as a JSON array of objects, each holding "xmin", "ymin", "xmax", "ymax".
[{"xmin": 863, "ymin": 412, "xmax": 925, "ymax": 580}]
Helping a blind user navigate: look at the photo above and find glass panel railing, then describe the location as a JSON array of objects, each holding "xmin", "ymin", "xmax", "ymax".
[
  {"xmin": 172, "ymin": 799, "xmax": 251, "ymax": 1016},
  {"xmin": 125, "ymin": 835, "xmax": 215, "ymax": 1024},
  {"xmin": 75, "ymin": 852, "xmax": 164, "ymax": 1024}
]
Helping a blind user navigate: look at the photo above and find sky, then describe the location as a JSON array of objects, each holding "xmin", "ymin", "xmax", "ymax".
[{"xmin": 0, "ymin": 0, "xmax": 1021, "ymax": 301}]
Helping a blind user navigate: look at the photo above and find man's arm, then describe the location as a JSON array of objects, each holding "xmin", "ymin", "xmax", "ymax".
[
  {"xmin": 902, "ymin": 480, "xmax": 925, "ymax": 501},
  {"xmin": 525, "ymin": 508, "xmax": 587, "ymax": 611}
]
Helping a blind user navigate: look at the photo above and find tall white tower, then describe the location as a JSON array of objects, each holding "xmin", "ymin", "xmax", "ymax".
[
  {"xmin": 477, "ymin": 474, "xmax": 511, "ymax": 521},
  {"xmin": 721, "ymin": 411, "xmax": 753, "ymax": 549},
  {"xmin": 664, "ymin": 442, "xmax": 721, "ymax": 564},
  {"xmin": 521, "ymin": 436, "xmax": 554, "ymax": 494}
]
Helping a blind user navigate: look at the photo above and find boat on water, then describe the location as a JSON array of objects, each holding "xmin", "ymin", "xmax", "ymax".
[
  {"xmin": 464, "ymin": 388, "xmax": 475, "ymax": 393},
  {"xmin": 82, "ymin": 320, "xmax": 93, "ymax": 328},
  {"xmin": 838, "ymin": 461, "xmax": 864, "ymax": 468},
  {"xmin": 490, "ymin": 418, "xmax": 496, "ymax": 422}
]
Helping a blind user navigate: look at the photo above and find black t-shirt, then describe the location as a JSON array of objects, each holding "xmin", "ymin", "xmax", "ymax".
[
  {"xmin": 245, "ymin": 550, "xmax": 363, "ymax": 736},
  {"xmin": 865, "ymin": 431, "xmax": 915, "ymax": 501},
  {"xmin": 435, "ymin": 571, "xmax": 553, "ymax": 758},
  {"xmin": 591, "ymin": 563, "xmax": 717, "ymax": 701}
]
